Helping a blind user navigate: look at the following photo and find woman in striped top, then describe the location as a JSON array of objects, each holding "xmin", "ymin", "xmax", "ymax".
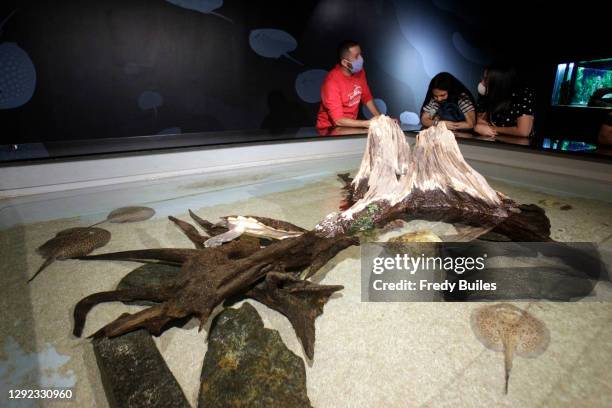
[{"xmin": 420, "ymin": 72, "xmax": 476, "ymax": 131}]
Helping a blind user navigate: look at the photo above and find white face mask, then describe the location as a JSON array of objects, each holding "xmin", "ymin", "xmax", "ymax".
[{"xmin": 478, "ymin": 82, "xmax": 487, "ymax": 96}]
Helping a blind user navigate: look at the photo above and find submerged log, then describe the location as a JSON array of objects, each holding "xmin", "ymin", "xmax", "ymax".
[
  {"xmin": 242, "ymin": 272, "xmax": 343, "ymax": 360},
  {"xmin": 74, "ymin": 230, "xmax": 356, "ymax": 359}
]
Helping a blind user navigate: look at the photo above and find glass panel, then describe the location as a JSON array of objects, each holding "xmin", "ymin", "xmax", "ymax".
[{"xmin": 552, "ymin": 58, "xmax": 612, "ymax": 108}]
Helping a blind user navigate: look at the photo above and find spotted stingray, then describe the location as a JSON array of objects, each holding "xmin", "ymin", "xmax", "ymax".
[
  {"xmin": 30, "ymin": 227, "xmax": 111, "ymax": 283},
  {"xmin": 471, "ymin": 303, "xmax": 550, "ymax": 394}
]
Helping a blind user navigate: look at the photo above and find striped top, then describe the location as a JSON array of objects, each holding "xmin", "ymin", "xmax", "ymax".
[{"xmin": 422, "ymin": 92, "xmax": 475, "ymax": 117}]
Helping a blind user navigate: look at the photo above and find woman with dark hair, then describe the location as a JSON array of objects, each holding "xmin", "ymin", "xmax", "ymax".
[
  {"xmin": 475, "ymin": 64, "xmax": 535, "ymax": 138},
  {"xmin": 420, "ymin": 72, "xmax": 476, "ymax": 130}
]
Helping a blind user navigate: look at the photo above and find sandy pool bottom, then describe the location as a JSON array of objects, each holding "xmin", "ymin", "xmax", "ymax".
[{"xmin": 1, "ymin": 176, "xmax": 611, "ymax": 407}]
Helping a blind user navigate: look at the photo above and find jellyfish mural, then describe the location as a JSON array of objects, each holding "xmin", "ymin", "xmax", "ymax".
[
  {"xmin": 138, "ymin": 91, "xmax": 164, "ymax": 129},
  {"xmin": 371, "ymin": 0, "xmax": 485, "ymax": 114},
  {"xmin": 393, "ymin": 0, "xmax": 484, "ymax": 79},
  {"xmin": 432, "ymin": 0, "xmax": 481, "ymax": 25},
  {"xmin": 295, "ymin": 69, "xmax": 327, "ymax": 103},
  {"xmin": 249, "ymin": 29, "xmax": 303, "ymax": 66},
  {"xmin": 193, "ymin": 96, "xmax": 261, "ymax": 131},
  {"xmin": 165, "ymin": 0, "xmax": 233, "ymax": 23},
  {"xmin": 362, "ymin": 98, "xmax": 387, "ymax": 119},
  {"xmin": 452, "ymin": 32, "xmax": 490, "ymax": 65},
  {"xmin": 0, "ymin": 11, "xmax": 36, "ymax": 110},
  {"xmin": 399, "ymin": 110, "xmax": 420, "ymax": 126}
]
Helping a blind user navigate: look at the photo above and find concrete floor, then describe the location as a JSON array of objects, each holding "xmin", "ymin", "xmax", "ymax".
[{"xmin": 1, "ymin": 170, "xmax": 611, "ymax": 407}]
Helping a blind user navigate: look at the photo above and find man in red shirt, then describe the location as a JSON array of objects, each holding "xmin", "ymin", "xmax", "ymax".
[{"xmin": 317, "ymin": 40, "xmax": 381, "ymax": 129}]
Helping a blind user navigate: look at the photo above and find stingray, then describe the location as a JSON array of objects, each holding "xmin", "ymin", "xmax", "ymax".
[
  {"xmin": 89, "ymin": 206, "xmax": 155, "ymax": 227},
  {"xmin": 388, "ymin": 230, "xmax": 442, "ymax": 243},
  {"xmin": 204, "ymin": 215, "xmax": 305, "ymax": 247},
  {"xmin": 29, "ymin": 227, "xmax": 111, "ymax": 283},
  {"xmin": 470, "ymin": 303, "xmax": 550, "ymax": 394}
]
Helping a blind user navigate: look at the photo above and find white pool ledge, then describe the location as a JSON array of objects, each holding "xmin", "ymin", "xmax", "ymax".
[{"xmin": 1, "ymin": 135, "xmax": 611, "ymax": 203}]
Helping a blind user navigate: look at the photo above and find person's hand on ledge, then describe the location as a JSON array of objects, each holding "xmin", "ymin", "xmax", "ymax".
[
  {"xmin": 492, "ymin": 115, "xmax": 534, "ymax": 138},
  {"xmin": 443, "ymin": 121, "xmax": 460, "ymax": 131},
  {"xmin": 474, "ymin": 123, "xmax": 497, "ymax": 137}
]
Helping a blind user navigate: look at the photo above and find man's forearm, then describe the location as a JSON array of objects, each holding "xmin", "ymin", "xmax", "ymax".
[
  {"xmin": 335, "ymin": 117, "xmax": 370, "ymax": 128},
  {"xmin": 365, "ymin": 100, "xmax": 381, "ymax": 117}
]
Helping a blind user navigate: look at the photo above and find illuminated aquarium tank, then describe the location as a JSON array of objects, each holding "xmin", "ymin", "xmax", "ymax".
[{"xmin": 551, "ymin": 57, "xmax": 612, "ymax": 108}]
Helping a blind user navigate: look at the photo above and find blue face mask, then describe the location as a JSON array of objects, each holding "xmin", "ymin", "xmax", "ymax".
[{"xmin": 347, "ymin": 55, "xmax": 364, "ymax": 74}]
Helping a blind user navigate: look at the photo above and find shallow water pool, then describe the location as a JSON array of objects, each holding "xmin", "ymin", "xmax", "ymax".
[{"xmin": 1, "ymin": 156, "xmax": 611, "ymax": 407}]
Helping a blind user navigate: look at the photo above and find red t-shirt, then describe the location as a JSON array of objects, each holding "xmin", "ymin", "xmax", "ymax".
[{"xmin": 316, "ymin": 64, "xmax": 373, "ymax": 129}]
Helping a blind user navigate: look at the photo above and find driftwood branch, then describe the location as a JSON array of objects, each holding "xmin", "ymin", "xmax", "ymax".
[
  {"xmin": 243, "ymin": 272, "xmax": 343, "ymax": 359},
  {"xmin": 75, "ymin": 229, "xmax": 355, "ymax": 357}
]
